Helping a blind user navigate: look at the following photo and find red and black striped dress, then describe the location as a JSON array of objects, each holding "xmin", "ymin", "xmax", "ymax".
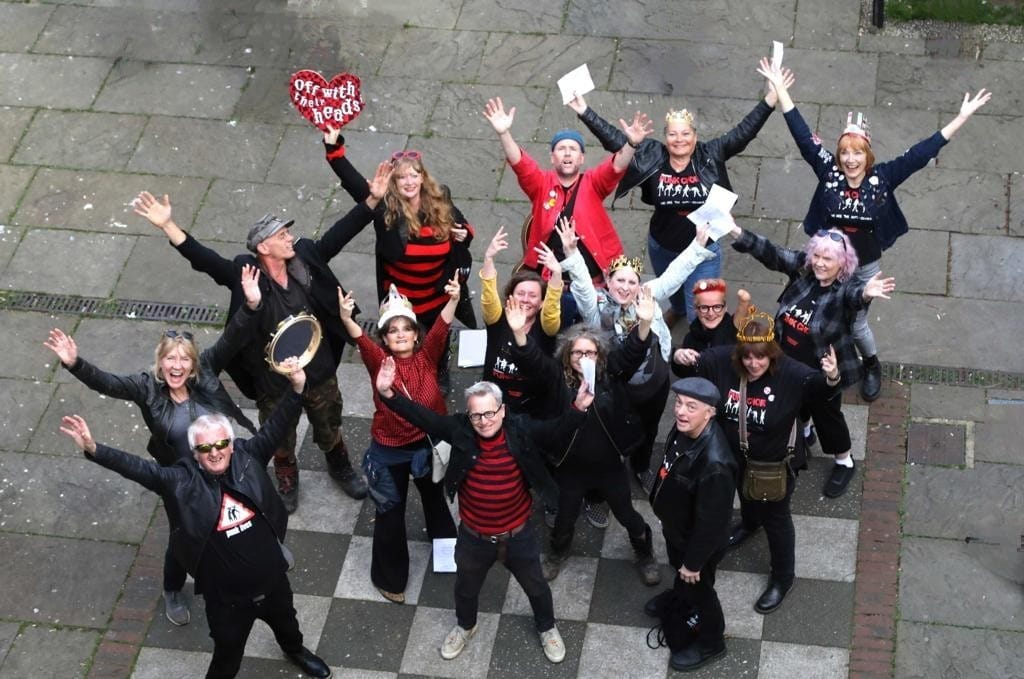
[{"xmin": 381, "ymin": 225, "xmax": 451, "ymax": 325}]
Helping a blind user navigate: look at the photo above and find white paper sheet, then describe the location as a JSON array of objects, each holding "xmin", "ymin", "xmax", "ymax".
[
  {"xmin": 457, "ymin": 329, "xmax": 487, "ymax": 368},
  {"xmin": 687, "ymin": 184, "xmax": 739, "ymax": 242},
  {"xmin": 772, "ymin": 41, "xmax": 784, "ymax": 70},
  {"xmin": 579, "ymin": 356, "xmax": 596, "ymax": 394},
  {"xmin": 433, "ymin": 537, "xmax": 457, "ymax": 573},
  {"xmin": 557, "ymin": 64, "xmax": 595, "ymax": 105}
]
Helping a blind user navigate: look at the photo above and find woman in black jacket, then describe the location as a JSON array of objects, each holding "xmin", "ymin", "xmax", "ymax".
[
  {"xmin": 507, "ymin": 290, "xmax": 661, "ymax": 586},
  {"xmin": 43, "ymin": 266, "xmax": 262, "ymax": 627},
  {"xmin": 569, "ymin": 63, "xmax": 792, "ymax": 325},
  {"xmin": 696, "ymin": 313, "xmax": 840, "ymax": 614}
]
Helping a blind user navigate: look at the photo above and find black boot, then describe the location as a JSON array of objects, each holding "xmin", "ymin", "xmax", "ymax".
[
  {"xmin": 669, "ymin": 639, "xmax": 726, "ymax": 672},
  {"xmin": 726, "ymin": 522, "xmax": 758, "ymax": 551},
  {"xmin": 630, "ymin": 525, "xmax": 662, "ymax": 586},
  {"xmin": 860, "ymin": 355, "xmax": 881, "ymax": 402},
  {"xmin": 755, "ymin": 578, "xmax": 794, "ymax": 614},
  {"xmin": 325, "ymin": 440, "xmax": 367, "ymax": 500}
]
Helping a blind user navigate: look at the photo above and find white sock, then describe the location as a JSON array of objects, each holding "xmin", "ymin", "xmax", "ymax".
[
  {"xmin": 803, "ymin": 423, "xmax": 813, "ymax": 437},
  {"xmin": 834, "ymin": 456, "xmax": 854, "ymax": 468}
]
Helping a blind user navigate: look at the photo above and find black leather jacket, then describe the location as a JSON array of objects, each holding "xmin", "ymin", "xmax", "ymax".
[
  {"xmin": 650, "ymin": 420, "xmax": 738, "ymax": 572},
  {"xmin": 87, "ymin": 390, "xmax": 302, "ymax": 576},
  {"xmin": 381, "ymin": 392, "xmax": 582, "ymax": 508},
  {"xmin": 578, "ymin": 100, "xmax": 774, "ymax": 205},
  {"xmin": 66, "ymin": 307, "xmax": 258, "ymax": 466}
]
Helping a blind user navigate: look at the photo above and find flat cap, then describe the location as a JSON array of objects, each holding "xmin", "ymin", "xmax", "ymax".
[
  {"xmin": 671, "ymin": 377, "xmax": 720, "ymax": 407},
  {"xmin": 246, "ymin": 214, "xmax": 294, "ymax": 253}
]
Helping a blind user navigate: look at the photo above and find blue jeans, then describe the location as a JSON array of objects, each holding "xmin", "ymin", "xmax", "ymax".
[
  {"xmin": 648, "ymin": 235, "xmax": 722, "ymax": 322},
  {"xmin": 454, "ymin": 522, "xmax": 554, "ymax": 632}
]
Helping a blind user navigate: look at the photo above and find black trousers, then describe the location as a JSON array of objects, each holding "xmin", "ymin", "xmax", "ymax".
[
  {"xmin": 663, "ymin": 531, "xmax": 726, "ymax": 646},
  {"xmin": 739, "ymin": 470, "xmax": 796, "ymax": 585},
  {"xmin": 551, "ymin": 467, "xmax": 647, "ymax": 554},
  {"xmin": 454, "ymin": 522, "xmax": 554, "ymax": 632},
  {"xmin": 203, "ymin": 575, "xmax": 302, "ymax": 679},
  {"xmin": 372, "ymin": 460, "xmax": 457, "ymax": 593},
  {"xmin": 629, "ymin": 376, "xmax": 670, "ymax": 475},
  {"xmin": 800, "ymin": 391, "xmax": 851, "ymax": 456},
  {"xmin": 163, "ymin": 541, "xmax": 187, "ymax": 592}
]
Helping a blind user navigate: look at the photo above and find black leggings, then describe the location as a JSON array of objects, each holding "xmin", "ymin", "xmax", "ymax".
[{"xmin": 551, "ymin": 468, "xmax": 647, "ymax": 555}]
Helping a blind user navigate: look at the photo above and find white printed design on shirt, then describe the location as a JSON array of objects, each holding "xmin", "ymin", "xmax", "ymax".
[{"xmin": 217, "ymin": 492, "xmax": 255, "ymax": 537}]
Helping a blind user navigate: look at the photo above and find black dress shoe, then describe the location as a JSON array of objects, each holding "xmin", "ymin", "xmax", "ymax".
[
  {"xmin": 286, "ymin": 647, "xmax": 331, "ymax": 678},
  {"xmin": 824, "ymin": 461, "xmax": 856, "ymax": 498},
  {"xmin": 860, "ymin": 360, "xmax": 882, "ymax": 402},
  {"xmin": 669, "ymin": 640, "xmax": 726, "ymax": 672},
  {"xmin": 754, "ymin": 580, "xmax": 793, "ymax": 614},
  {"xmin": 726, "ymin": 523, "xmax": 757, "ymax": 551}
]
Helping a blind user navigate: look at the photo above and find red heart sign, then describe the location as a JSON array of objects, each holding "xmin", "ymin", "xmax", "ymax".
[{"xmin": 289, "ymin": 70, "xmax": 364, "ymax": 132}]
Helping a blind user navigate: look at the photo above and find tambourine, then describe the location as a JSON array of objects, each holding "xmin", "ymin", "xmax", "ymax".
[{"xmin": 264, "ymin": 312, "xmax": 322, "ymax": 374}]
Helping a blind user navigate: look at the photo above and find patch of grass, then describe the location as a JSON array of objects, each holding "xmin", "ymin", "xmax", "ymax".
[{"xmin": 887, "ymin": 0, "xmax": 1024, "ymax": 25}]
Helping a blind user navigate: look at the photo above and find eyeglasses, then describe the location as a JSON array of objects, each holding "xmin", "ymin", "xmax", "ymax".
[
  {"xmin": 815, "ymin": 230, "xmax": 847, "ymax": 250},
  {"xmin": 165, "ymin": 330, "xmax": 194, "ymax": 340},
  {"xmin": 695, "ymin": 303, "xmax": 726, "ymax": 314},
  {"xmin": 570, "ymin": 349, "xmax": 599, "ymax": 359},
  {"xmin": 468, "ymin": 404, "xmax": 503, "ymax": 424},
  {"xmin": 391, "ymin": 150, "xmax": 422, "ymax": 162},
  {"xmin": 194, "ymin": 438, "xmax": 231, "ymax": 454}
]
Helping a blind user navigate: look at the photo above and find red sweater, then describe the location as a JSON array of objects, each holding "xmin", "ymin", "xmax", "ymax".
[
  {"xmin": 356, "ymin": 316, "xmax": 449, "ymax": 446},
  {"xmin": 458, "ymin": 430, "xmax": 532, "ymax": 535},
  {"xmin": 511, "ymin": 148, "xmax": 625, "ymax": 274}
]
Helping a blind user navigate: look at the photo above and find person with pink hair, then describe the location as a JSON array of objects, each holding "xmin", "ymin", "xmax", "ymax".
[{"xmin": 725, "ymin": 220, "xmax": 894, "ymax": 498}]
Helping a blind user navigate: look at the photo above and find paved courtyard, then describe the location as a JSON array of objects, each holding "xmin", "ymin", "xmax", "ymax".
[{"xmin": 0, "ymin": 1, "xmax": 1022, "ymax": 678}]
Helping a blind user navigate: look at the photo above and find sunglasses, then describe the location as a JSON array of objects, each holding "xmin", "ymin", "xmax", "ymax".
[
  {"xmin": 815, "ymin": 230, "xmax": 847, "ymax": 250},
  {"xmin": 391, "ymin": 150, "xmax": 422, "ymax": 162},
  {"xmin": 165, "ymin": 330, "xmax": 194, "ymax": 340},
  {"xmin": 194, "ymin": 438, "xmax": 231, "ymax": 454}
]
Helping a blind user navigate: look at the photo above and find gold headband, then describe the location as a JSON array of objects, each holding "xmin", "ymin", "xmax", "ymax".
[
  {"xmin": 736, "ymin": 307, "xmax": 776, "ymax": 343},
  {"xmin": 608, "ymin": 254, "xmax": 644, "ymax": 277},
  {"xmin": 665, "ymin": 109, "xmax": 695, "ymax": 127}
]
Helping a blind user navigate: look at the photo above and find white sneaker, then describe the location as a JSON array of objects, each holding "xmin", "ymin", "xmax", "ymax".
[
  {"xmin": 440, "ymin": 624, "xmax": 476, "ymax": 660},
  {"xmin": 540, "ymin": 626, "xmax": 566, "ymax": 663}
]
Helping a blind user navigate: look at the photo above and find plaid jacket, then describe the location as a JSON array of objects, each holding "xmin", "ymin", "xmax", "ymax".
[{"xmin": 732, "ymin": 230, "xmax": 867, "ymax": 388}]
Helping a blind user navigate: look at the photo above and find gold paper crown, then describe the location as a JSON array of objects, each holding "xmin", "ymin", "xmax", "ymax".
[
  {"xmin": 841, "ymin": 111, "xmax": 871, "ymax": 144},
  {"xmin": 736, "ymin": 307, "xmax": 776, "ymax": 343},
  {"xmin": 608, "ymin": 254, "xmax": 644, "ymax": 276},
  {"xmin": 665, "ymin": 108, "xmax": 695, "ymax": 127}
]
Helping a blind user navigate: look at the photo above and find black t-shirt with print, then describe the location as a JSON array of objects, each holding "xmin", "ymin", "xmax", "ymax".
[
  {"xmin": 777, "ymin": 284, "xmax": 824, "ymax": 369},
  {"xmin": 196, "ymin": 486, "xmax": 287, "ymax": 603},
  {"xmin": 696, "ymin": 346, "xmax": 821, "ymax": 462},
  {"xmin": 824, "ymin": 185, "xmax": 881, "ymax": 265},
  {"xmin": 483, "ymin": 321, "xmax": 554, "ymax": 419},
  {"xmin": 645, "ymin": 161, "xmax": 709, "ymax": 251}
]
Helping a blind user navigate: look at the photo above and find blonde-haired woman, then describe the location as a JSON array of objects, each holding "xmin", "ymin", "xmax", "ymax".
[
  {"xmin": 570, "ymin": 62, "xmax": 793, "ymax": 325},
  {"xmin": 43, "ymin": 266, "xmax": 263, "ymax": 627}
]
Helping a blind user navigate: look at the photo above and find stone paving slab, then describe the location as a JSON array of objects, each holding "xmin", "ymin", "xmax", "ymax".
[
  {"xmin": 13, "ymin": 110, "xmax": 148, "ymax": 173},
  {"xmin": 2, "ymin": 228, "xmax": 136, "ymax": 297},
  {"xmin": 883, "ymin": 228, "xmax": 949, "ymax": 296},
  {"xmin": 431, "ymin": 84, "xmax": 549, "ymax": 143},
  {"xmin": 931, "ymin": 114, "xmax": 1021, "ymax": 174},
  {"xmin": 0, "ymin": 532, "xmax": 136, "ymax": 627},
  {"xmin": 1011, "ymin": 171, "xmax": 1024, "ymax": 237},
  {"xmin": 0, "ymin": 625, "xmax": 99, "ymax": 679},
  {"xmin": 0, "ymin": 166, "xmax": 35, "ymax": 227},
  {"xmin": 478, "ymin": 33, "xmax": 617, "ymax": 90},
  {"xmin": 0, "ymin": 309, "xmax": 75, "ymax": 382},
  {"xmin": 28, "ymin": 381, "xmax": 153, "ymax": 456},
  {"xmin": 0, "ymin": 107, "xmax": 35, "ymax": 164},
  {"xmin": 377, "ymin": 27, "xmax": 487, "ymax": 82},
  {"xmin": 14, "ymin": 168, "xmax": 209, "ymax": 235},
  {"xmin": 110, "ymin": 234, "xmax": 239, "ymax": 306},
  {"xmin": 900, "ymin": 535, "xmax": 1024, "ymax": 630},
  {"xmin": 908, "ymin": 382, "xmax": 988, "ymax": 420},
  {"xmin": 895, "ymin": 167, "xmax": 1007, "ymax": 236},
  {"xmin": 876, "ymin": 53, "xmax": 1023, "ymax": 118},
  {"xmin": 0, "ymin": 3, "xmax": 52, "ymax": 53},
  {"xmin": 950, "ymin": 233, "xmax": 1024, "ymax": 302},
  {"xmin": 0, "ymin": 450, "xmax": 158, "ymax": 542},
  {"xmin": 895, "ymin": 620, "xmax": 1024, "ymax": 679},
  {"xmin": 0, "ymin": 378, "xmax": 53, "ymax": 452},
  {"xmin": 0, "ymin": 52, "xmax": 112, "ymax": 109},
  {"xmin": 793, "ymin": 0, "xmax": 861, "ymax": 51},
  {"xmin": 0, "ymin": 224, "xmax": 21, "ymax": 275},
  {"xmin": 195, "ymin": 179, "xmax": 331, "ymax": 243},
  {"xmin": 94, "ymin": 61, "xmax": 250, "ymax": 119},
  {"xmin": 127, "ymin": 116, "xmax": 284, "ymax": 182}
]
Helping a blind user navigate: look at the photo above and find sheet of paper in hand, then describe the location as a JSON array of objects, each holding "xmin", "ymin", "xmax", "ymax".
[{"xmin": 289, "ymin": 70, "xmax": 364, "ymax": 132}]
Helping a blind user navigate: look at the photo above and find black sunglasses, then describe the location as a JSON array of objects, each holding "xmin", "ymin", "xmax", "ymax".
[
  {"xmin": 194, "ymin": 438, "xmax": 231, "ymax": 454},
  {"xmin": 165, "ymin": 330, "xmax": 194, "ymax": 340}
]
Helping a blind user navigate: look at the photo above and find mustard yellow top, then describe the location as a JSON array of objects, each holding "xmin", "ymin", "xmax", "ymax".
[{"xmin": 479, "ymin": 270, "xmax": 562, "ymax": 336}]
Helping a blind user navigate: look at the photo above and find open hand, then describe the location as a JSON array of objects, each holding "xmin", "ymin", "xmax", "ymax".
[
  {"xmin": 620, "ymin": 110, "xmax": 653, "ymax": 146},
  {"xmin": 133, "ymin": 191, "xmax": 172, "ymax": 229},
  {"xmin": 368, "ymin": 161, "xmax": 393, "ymax": 201},
  {"xmin": 864, "ymin": 272, "xmax": 896, "ymax": 300},
  {"xmin": 636, "ymin": 285, "xmax": 656, "ymax": 323},
  {"xmin": 555, "ymin": 216, "xmax": 579, "ymax": 255},
  {"xmin": 483, "ymin": 97, "xmax": 515, "ymax": 134},
  {"xmin": 44, "ymin": 328, "xmax": 78, "ymax": 367},
  {"xmin": 535, "ymin": 242, "xmax": 561, "ymax": 278},
  {"xmin": 959, "ymin": 88, "xmax": 992, "ymax": 118},
  {"xmin": 504, "ymin": 297, "xmax": 528, "ymax": 332},
  {"xmin": 60, "ymin": 414, "xmax": 97, "ymax": 455},
  {"xmin": 375, "ymin": 355, "xmax": 397, "ymax": 396},
  {"xmin": 241, "ymin": 264, "xmax": 261, "ymax": 310}
]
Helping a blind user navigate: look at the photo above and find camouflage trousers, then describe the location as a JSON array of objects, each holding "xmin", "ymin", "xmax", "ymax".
[{"xmin": 256, "ymin": 375, "xmax": 345, "ymax": 469}]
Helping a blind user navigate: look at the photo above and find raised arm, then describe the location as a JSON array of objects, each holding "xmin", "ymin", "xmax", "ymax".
[
  {"xmin": 484, "ymin": 97, "xmax": 522, "ymax": 166},
  {"xmin": 46, "ymin": 328, "xmax": 149, "ymax": 403},
  {"xmin": 645, "ymin": 224, "xmax": 715, "ymax": 301},
  {"xmin": 757, "ymin": 58, "xmax": 795, "ymax": 113},
  {"xmin": 375, "ymin": 356, "xmax": 455, "ymax": 440},
  {"xmin": 134, "ymin": 191, "xmax": 187, "ymax": 247},
  {"xmin": 315, "ymin": 162, "xmax": 391, "ymax": 261},
  {"xmin": 439, "ymin": 275, "xmax": 461, "ymax": 325},
  {"xmin": 941, "ymin": 89, "xmax": 991, "ymax": 141},
  {"xmin": 244, "ymin": 361, "xmax": 305, "ymax": 467},
  {"xmin": 611, "ymin": 110, "xmax": 653, "ymax": 172},
  {"xmin": 200, "ymin": 264, "xmax": 261, "ymax": 374},
  {"xmin": 556, "ymin": 217, "xmax": 600, "ymax": 325},
  {"xmin": 61, "ymin": 414, "xmax": 170, "ymax": 494},
  {"xmin": 323, "ymin": 126, "xmax": 372, "ymax": 203},
  {"xmin": 337, "ymin": 288, "xmax": 363, "ymax": 340}
]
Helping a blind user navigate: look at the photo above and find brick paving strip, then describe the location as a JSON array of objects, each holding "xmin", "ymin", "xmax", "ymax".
[{"xmin": 849, "ymin": 381, "xmax": 910, "ymax": 679}]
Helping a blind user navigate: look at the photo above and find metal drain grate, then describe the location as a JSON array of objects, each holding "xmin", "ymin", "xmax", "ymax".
[
  {"xmin": 882, "ymin": 362, "xmax": 1024, "ymax": 390},
  {"xmin": 2, "ymin": 291, "xmax": 227, "ymax": 324}
]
